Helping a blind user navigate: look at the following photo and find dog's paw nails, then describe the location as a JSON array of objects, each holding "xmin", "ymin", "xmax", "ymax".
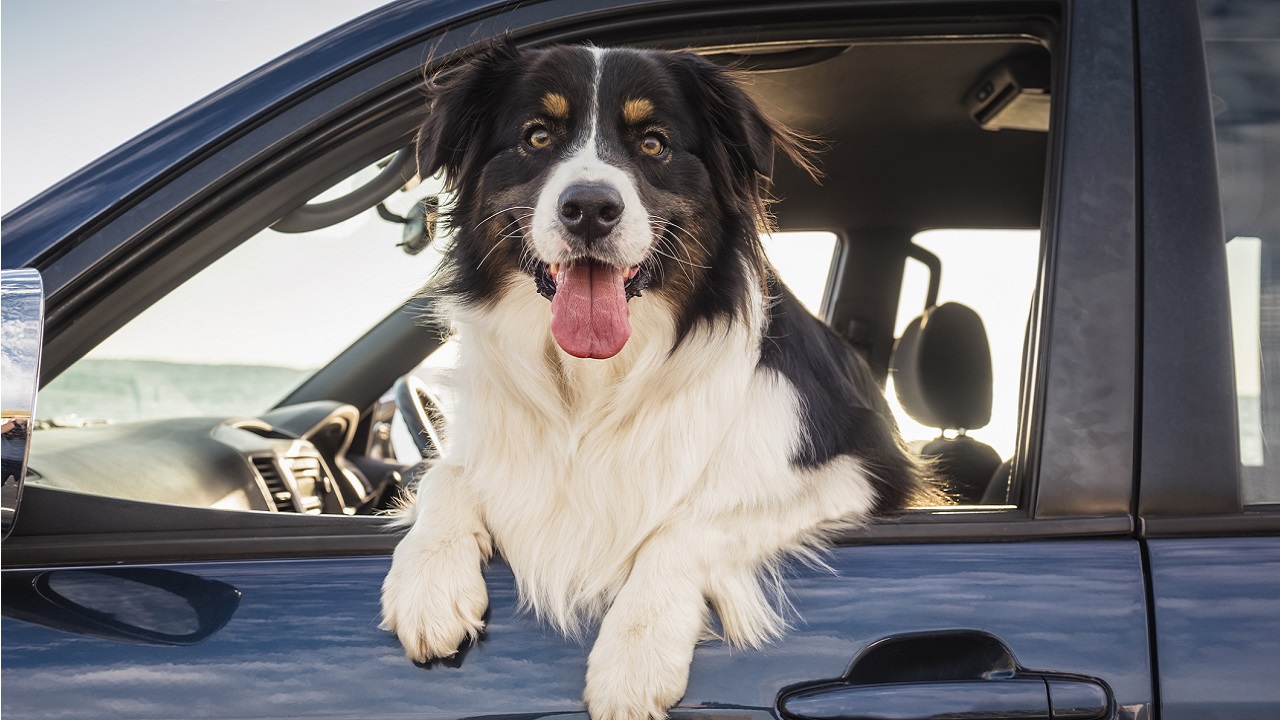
[
  {"xmin": 400, "ymin": 620, "xmax": 477, "ymax": 663},
  {"xmin": 382, "ymin": 587, "xmax": 487, "ymax": 661}
]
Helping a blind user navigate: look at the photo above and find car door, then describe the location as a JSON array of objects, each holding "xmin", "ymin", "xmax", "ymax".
[
  {"xmin": 1135, "ymin": 1, "xmax": 1280, "ymax": 719},
  {"xmin": 3, "ymin": 1, "xmax": 1155, "ymax": 718}
]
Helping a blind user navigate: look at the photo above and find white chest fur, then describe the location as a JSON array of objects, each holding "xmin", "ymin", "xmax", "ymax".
[{"xmin": 443, "ymin": 278, "xmax": 808, "ymax": 632}]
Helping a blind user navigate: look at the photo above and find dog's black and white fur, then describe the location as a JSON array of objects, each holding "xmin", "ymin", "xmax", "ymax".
[{"xmin": 380, "ymin": 43, "xmax": 920, "ymax": 719}]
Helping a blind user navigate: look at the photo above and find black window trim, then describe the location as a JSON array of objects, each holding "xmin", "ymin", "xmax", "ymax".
[{"xmin": 1022, "ymin": 0, "xmax": 1138, "ymax": 522}]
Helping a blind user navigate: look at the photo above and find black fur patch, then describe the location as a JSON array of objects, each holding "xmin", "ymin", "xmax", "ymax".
[{"xmin": 759, "ymin": 275, "xmax": 919, "ymax": 514}]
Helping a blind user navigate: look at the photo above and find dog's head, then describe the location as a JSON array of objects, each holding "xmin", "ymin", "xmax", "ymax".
[{"xmin": 420, "ymin": 42, "xmax": 814, "ymax": 359}]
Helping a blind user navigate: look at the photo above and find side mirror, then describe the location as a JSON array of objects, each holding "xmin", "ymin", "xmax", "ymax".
[
  {"xmin": 2, "ymin": 568, "xmax": 242, "ymax": 646},
  {"xmin": 2, "ymin": 268, "xmax": 44, "ymax": 541}
]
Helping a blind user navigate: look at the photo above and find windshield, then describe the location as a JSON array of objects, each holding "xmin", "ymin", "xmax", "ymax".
[{"xmin": 36, "ymin": 159, "xmax": 447, "ymax": 427}]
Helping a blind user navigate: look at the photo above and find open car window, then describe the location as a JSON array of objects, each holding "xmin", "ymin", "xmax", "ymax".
[{"xmin": 36, "ymin": 160, "xmax": 448, "ymax": 428}]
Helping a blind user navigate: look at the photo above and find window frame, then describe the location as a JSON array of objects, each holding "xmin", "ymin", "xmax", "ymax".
[
  {"xmin": 3, "ymin": 0, "xmax": 1149, "ymax": 568},
  {"xmin": 1135, "ymin": 0, "xmax": 1280, "ymax": 536}
]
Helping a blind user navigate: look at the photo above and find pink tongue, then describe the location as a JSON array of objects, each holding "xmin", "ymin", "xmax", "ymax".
[{"xmin": 550, "ymin": 262, "xmax": 632, "ymax": 359}]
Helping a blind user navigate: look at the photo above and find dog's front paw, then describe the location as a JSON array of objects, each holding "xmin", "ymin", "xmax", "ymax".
[
  {"xmin": 584, "ymin": 634, "xmax": 692, "ymax": 720},
  {"xmin": 380, "ymin": 534, "xmax": 488, "ymax": 662}
]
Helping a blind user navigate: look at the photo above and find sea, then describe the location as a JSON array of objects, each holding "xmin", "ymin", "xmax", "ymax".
[{"xmin": 35, "ymin": 359, "xmax": 313, "ymax": 425}]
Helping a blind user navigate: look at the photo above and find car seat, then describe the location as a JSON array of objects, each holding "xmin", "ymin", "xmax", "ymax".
[{"xmin": 890, "ymin": 302, "xmax": 1002, "ymax": 503}]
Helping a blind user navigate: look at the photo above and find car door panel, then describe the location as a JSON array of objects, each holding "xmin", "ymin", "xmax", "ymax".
[
  {"xmin": 1148, "ymin": 538, "xmax": 1280, "ymax": 720},
  {"xmin": 2, "ymin": 541, "xmax": 1151, "ymax": 718}
]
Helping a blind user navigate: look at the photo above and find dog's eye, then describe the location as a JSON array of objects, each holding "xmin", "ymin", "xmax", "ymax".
[
  {"xmin": 640, "ymin": 135, "xmax": 666, "ymax": 157},
  {"xmin": 525, "ymin": 126, "xmax": 552, "ymax": 150}
]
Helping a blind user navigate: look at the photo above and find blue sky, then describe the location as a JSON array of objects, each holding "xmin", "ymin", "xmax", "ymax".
[{"xmin": 2, "ymin": 0, "xmax": 391, "ymax": 213}]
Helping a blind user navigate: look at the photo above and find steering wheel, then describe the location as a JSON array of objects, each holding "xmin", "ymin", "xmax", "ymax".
[{"xmin": 392, "ymin": 375, "xmax": 447, "ymax": 460}]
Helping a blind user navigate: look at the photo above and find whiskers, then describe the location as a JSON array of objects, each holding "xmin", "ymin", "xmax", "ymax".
[
  {"xmin": 471, "ymin": 209, "xmax": 713, "ymax": 283},
  {"xmin": 476, "ymin": 206, "xmax": 536, "ymax": 270},
  {"xmin": 648, "ymin": 215, "xmax": 711, "ymax": 286},
  {"xmin": 474, "ymin": 205, "xmax": 535, "ymax": 231}
]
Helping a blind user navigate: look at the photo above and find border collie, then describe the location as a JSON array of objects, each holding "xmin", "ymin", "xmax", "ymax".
[{"xmin": 380, "ymin": 42, "xmax": 921, "ymax": 720}]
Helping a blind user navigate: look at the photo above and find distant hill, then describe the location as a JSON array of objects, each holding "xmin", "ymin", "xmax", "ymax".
[{"xmin": 36, "ymin": 359, "xmax": 313, "ymax": 424}]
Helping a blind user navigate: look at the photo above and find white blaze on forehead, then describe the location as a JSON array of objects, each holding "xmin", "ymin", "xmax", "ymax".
[
  {"xmin": 529, "ymin": 47, "xmax": 653, "ymax": 268},
  {"xmin": 584, "ymin": 46, "xmax": 605, "ymax": 154}
]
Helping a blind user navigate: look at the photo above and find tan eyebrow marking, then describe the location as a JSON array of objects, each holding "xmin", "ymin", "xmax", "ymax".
[
  {"xmin": 542, "ymin": 92, "xmax": 570, "ymax": 119},
  {"xmin": 622, "ymin": 98, "xmax": 654, "ymax": 125}
]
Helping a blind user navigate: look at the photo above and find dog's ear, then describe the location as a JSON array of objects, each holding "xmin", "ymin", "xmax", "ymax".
[
  {"xmin": 416, "ymin": 40, "xmax": 522, "ymax": 187},
  {"xmin": 667, "ymin": 53, "xmax": 819, "ymax": 201}
]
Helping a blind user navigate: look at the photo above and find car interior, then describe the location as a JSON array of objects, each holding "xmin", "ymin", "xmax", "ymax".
[{"xmin": 22, "ymin": 21, "xmax": 1054, "ymax": 529}]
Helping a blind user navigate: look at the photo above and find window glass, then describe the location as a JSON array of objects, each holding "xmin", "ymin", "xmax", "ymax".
[
  {"xmin": 1202, "ymin": 0, "xmax": 1280, "ymax": 501},
  {"xmin": 887, "ymin": 229, "xmax": 1041, "ymax": 462},
  {"xmin": 762, "ymin": 231, "xmax": 839, "ymax": 315},
  {"xmin": 36, "ymin": 159, "xmax": 448, "ymax": 427}
]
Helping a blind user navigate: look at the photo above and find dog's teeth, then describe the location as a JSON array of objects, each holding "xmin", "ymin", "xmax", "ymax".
[
  {"xmin": 549, "ymin": 263, "xmax": 560, "ymax": 277},
  {"xmin": 624, "ymin": 266, "xmax": 639, "ymax": 281}
]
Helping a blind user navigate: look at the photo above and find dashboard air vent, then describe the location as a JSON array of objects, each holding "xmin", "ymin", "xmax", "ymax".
[
  {"xmin": 284, "ymin": 454, "xmax": 327, "ymax": 514},
  {"xmin": 251, "ymin": 456, "xmax": 294, "ymax": 512}
]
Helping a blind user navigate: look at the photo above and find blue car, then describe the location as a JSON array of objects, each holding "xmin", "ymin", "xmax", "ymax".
[{"xmin": 3, "ymin": 0, "xmax": 1278, "ymax": 718}]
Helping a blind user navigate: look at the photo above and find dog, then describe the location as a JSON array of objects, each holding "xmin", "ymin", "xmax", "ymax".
[{"xmin": 380, "ymin": 42, "xmax": 921, "ymax": 720}]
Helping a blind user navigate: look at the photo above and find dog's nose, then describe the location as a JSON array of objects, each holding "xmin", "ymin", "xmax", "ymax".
[{"xmin": 558, "ymin": 184, "xmax": 623, "ymax": 244}]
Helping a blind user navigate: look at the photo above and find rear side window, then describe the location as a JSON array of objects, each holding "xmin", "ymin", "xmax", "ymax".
[
  {"xmin": 889, "ymin": 229, "xmax": 1040, "ymax": 464},
  {"xmin": 1202, "ymin": 0, "xmax": 1280, "ymax": 503}
]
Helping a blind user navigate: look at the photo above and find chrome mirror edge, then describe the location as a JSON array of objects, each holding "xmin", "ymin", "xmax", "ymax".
[{"xmin": 2, "ymin": 268, "xmax": 45, "ymax": 541}]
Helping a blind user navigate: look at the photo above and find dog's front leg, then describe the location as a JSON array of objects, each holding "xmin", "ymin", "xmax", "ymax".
[
  {"xmin": 380, "ymin": 462, "xmax": 491, "ymax": 662},
  {"xmin": 584, "ymin": 533, "xmax": 707, "ymax": 720}
]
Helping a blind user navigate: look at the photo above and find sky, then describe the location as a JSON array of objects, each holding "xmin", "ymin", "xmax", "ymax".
[{"xmin": 2, "ymin": 0, "xmax": 393, "ymax": 213}]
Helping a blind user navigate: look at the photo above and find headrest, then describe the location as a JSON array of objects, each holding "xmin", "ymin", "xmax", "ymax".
[{"xmin": 890, "ymin": 302, "xmax": 993, "ymax": 430}]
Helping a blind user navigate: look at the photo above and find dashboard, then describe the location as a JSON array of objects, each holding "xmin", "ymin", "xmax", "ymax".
[{"xmin": 25, "ymin": 401, "xmax": 391, "ymax": 516}]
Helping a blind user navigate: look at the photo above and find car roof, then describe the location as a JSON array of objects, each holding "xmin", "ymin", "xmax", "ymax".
[{"xmin": 745, "ymin": 39, "xmax": 1049, "ymax": 233}]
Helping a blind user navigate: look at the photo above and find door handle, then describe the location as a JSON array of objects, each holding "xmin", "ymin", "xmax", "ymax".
[
  {"xmin": 780, "ymin": 677, "xmax": 1109, "ymax": 720},
  {"xmin": 777, "ymin": 630, "xmax": 1111, "ymax": 720}
]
